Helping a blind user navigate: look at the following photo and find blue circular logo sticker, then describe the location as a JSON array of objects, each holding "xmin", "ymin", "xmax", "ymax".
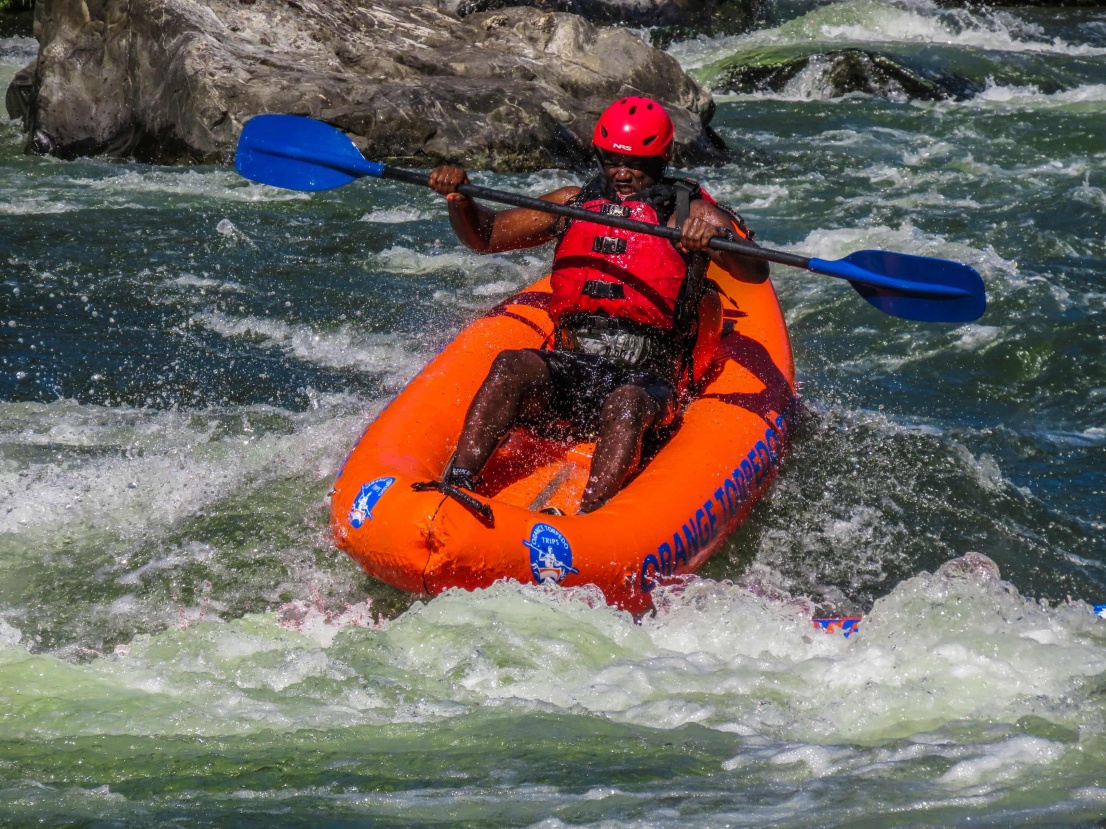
[{"xmin": 523, "ymin": 523, "xmax": 580, "ymax": 585}]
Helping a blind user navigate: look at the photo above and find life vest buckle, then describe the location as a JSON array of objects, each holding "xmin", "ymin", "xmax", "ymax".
[
  {"xmin": 582, "ymin": 280, "xmax": 625, "ymax": 300},
  {"xmin": 592, "ymin": 236, "xmax": 627, "ymax": 255},
  {"xmin": 600, "ymin": 204, "xmax": 631, "ymax": 218}
]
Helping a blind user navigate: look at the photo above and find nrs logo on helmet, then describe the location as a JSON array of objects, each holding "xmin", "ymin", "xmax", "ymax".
[{"xmin": 592, "ymin": 96, "xmax": 675, "ymax": 160}]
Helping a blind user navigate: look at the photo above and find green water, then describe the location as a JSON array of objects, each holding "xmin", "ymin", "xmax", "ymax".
[{"xmin": 2, "ymin": 2, "xmax": 1106, "ymax": 824}]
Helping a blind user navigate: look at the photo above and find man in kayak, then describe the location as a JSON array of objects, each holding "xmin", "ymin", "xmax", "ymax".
[{"xmin": 428, "ymin": 96, "xmax": 769, "ymax": 514}]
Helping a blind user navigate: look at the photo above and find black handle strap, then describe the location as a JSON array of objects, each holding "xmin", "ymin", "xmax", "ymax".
[{"xmin": 411, "ymin": 480, "xmax": 495, "ymax": 526}]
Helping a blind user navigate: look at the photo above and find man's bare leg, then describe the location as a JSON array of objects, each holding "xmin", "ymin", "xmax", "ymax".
[
  {"xmin": 579, "ymin": 385, "xmax": 662, "ymax": 514},
  {"xmin": 450, "ymin": 349, "xmax": 553, "ymax": 485}
]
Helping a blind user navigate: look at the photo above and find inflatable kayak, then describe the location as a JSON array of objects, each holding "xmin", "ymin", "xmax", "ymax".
[
  {"xmin": 232, "ymin": 114, "xmax": 986, "ymax": 615},
  {"xmin": 329, "ymin": 254, "xmax": 797, "ymax": 614}
]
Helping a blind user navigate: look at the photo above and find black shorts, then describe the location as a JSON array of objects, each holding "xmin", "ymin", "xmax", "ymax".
[{"xmin": 531, "ymin": 348, "xmax": 676, "ymax": 437}]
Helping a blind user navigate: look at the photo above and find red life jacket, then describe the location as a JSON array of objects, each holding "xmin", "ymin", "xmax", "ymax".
[{"xmin": 549, "ymin": 197, "xmax": 689, "ymax": 331}]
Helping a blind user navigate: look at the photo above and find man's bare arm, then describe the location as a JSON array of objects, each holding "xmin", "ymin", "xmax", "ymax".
[{"xmin": 428, "ymin": 165, "xmax": 580, "ymax": 253}]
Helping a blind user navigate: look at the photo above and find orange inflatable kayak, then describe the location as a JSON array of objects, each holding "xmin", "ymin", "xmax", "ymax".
[{"xmin": 330, "ymin": 260, "xmax": 797, "ymax": 614}]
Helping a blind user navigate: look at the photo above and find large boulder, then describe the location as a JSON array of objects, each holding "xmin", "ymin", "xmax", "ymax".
[{"xmin": 6, "ymin": 0, "xmax": 725, "ymax": 170}]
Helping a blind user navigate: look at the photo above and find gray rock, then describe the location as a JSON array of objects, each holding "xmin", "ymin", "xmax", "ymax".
[
  {"xmin": 707, "ymin": 48, "xmax": 981, "ymax": 102},
  {"xmin": 8, "ymin": 0, "xmax": 725, "ymax": 169}
]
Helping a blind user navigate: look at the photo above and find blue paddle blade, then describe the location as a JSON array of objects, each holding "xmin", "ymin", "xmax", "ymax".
[
  {"xmin": 235, "ymin": 114, "xmax": 385, "ymax": 191},
  {"xmin": 807, "ymin": 250, "xmax": 986, "ymax": 322}
]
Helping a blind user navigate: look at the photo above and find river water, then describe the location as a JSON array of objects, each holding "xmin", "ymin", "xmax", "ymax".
[{"xmin": 2, "ymin": 1, "xmax": 1105, "ymax": 825}]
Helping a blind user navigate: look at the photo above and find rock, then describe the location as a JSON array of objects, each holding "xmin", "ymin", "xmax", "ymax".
[
  {"xmin": 447, "ymin": 0, "xmax": 766, "ymax": 41},
  {"xmin": 705, "ymin": 48, "xmax": 981, "ymax": 102},
  {"xmin": 9, "ymin": 0, "xmax": 725, "ymax": 170},
  {"xmin": 4, "ymin": 61, "xmax": 34, "ymax": 126}
]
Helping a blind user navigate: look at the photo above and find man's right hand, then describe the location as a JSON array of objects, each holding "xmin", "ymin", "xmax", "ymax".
[
  {"xmin": 430, "ymin": 166, "xmax": 578, "ymax": 254},
  {"xmin": 429, "ymin": 165, "xmax": 470, "ymax": 205}
]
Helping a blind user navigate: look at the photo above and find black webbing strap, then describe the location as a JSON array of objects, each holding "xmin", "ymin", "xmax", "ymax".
[
  {"xmin": 411, "ymin": 481, "xmax": 494, "ymax": 526},
  {"xmin": 674, "ymin": 181, "xmax": 694, "ymax": 231}
]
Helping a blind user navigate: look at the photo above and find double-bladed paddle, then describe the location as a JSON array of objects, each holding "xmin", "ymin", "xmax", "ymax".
[{"xmin": 235, "ymin": 114, "xmax": 986, "ymax": 323}]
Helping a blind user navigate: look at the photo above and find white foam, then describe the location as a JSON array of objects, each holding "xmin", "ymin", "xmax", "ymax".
[
  {"xmin": 829, "ymin": 321, "xmax": 1006, "ymax": 375},
  {"xmin": 0, "ymin": 617, "xmax": 23, "ymax": 648},
  {"xmin": 276, "ymin": 597, "xmax": 386, "ymax": 647},
  {"xmin": 950, "ymin": 324, "xmax": 1004, "ymax": 352},
  {"xmin": 359, "ymin": 207, "xmax": 435, "ymax": 224},
  {"xmin": 1040, "ymin": 427, "xmax": 1106, "ymax": 448},
  {"xmin": 0, "ymin": 168, "xmax": 309, "ymax": 215},
  {"xmin": 0, "ymin": 395, "xmax": 368, "ymax": 540},
  {"xmin": 194, "ymin": 311, "xmax": 429, "ymax": 385},
  {"xmin": 0, "ymin": 197, "xmax": 85, "ymax": 215},
  {"xmin": 700, "ymin": 182, "xmax": 792, "ymax": 210},
  {"xmin": 171, "ymin": 274, "xmax": 249, "ymax": 293},
  {"xmin": 81, "ymin": 168, "xmax": 312, "ymax": 202},
  {"xmin": 765, "ymin": 744, "xmax": 856, "ymax": 777},
  {"xmin": 470, "ymin": 280, "xmax": 521, "ymax": 297},
  {"xmin": 1070, "ymin": 180, "xmax": 1106, "ymax": 214},
  {"xmin": 973, "ymin": 82, "xmax": 1106, "ymax": 107},
  {"xmin": 1, "ymin": 553, "xmax": 1103, "ymax": 791},
  {"xmin": 678, "ymin": 0, "xmax": 1106, "ymax": 72},
  {"xmin": 939, "ymin": 735, "xmax": 1065, "ymax": 787},
  {"xmin": 502, "ymin": 169, "xmax": 583, "ymax": 194},
  {"xmin": 0, "ymin": 36, "xmax": 37, "ymax": 65},
  {"xmin": 371, "ymin": 244, "xmax": 520, "ymax": 278},
  {"xmin": 215, "ymin": 218, "xmax": 257, "ymax": 247}
]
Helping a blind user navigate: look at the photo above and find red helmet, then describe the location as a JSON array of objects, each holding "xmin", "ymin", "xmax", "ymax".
[{"xmin": 592, "ymin": 96, "xmax": 674, "ymax": 159}]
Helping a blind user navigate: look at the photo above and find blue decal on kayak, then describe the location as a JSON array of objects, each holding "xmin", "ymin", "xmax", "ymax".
[
  {"xmin": 349, "ymin": 477, "xmax": 395, "ymax": 529},
  {"xmin": 813, "ymin": 617, "xmax": 863, "ymax": 637},
  {"xmin": 524, "ymin": 523, "xmax": 579, "ymax": 585},
  {"xmin": 641, "ymin": 406, "xmax": 797, "ymax": 593}
]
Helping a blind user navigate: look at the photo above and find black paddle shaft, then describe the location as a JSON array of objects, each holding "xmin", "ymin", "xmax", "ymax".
[{"xmin": 381, "ymin": 166, "xmax": 813, "ymax": 271}]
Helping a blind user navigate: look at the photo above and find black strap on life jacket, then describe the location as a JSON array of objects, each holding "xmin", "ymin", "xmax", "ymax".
[
  {"xmin": 669, "ymin": 180, "xmax": 709, "ymax": 385},
  {"xmin": 561, "ymin": 175, "xmax": 752, "ymax": 238},
  {"xmin": 563, "ymin": 176, "xmax": 703, "ymax": 229},
  {"xmin": 674, "ymin": 179, "xmax": 693, "ymax": 229}
]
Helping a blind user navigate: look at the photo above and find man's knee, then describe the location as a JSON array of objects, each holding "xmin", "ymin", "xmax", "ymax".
[
  {"xmin": 480, "ymin": 350, "xmax": 551, "ymax": 404},
  {"xmin": 488, "ymin": 349, "xmax": 526, "ymax": 376},
  {"xmin": 600, "ymin": 385, "xmax": 656, "ymax": 430},
  {"xmin": 486, "ymin": 349, "xmax": 543, "ymax": 383}
]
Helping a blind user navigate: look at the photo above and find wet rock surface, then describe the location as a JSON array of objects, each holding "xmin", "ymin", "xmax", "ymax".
[
  {"xmin": 6, "ymin": 0, "xmax": 724, "ymax": 169},
  {"xmin": 706, "ymin": 48, "xmax": 982, "ymax": 102}
]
